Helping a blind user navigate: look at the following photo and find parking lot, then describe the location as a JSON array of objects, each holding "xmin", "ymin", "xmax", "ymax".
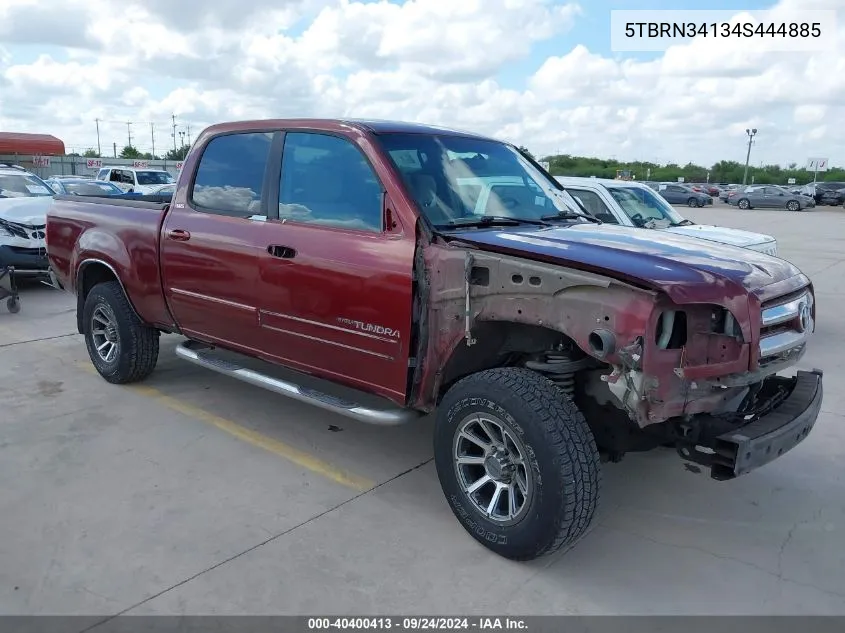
[{"xmin": 2, "ymin": 201, "xmax": 844, "ymax": 617}]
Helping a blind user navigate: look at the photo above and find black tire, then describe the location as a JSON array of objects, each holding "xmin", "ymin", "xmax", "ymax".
[
  {"xmin": 737, "ymin": 198, "xmax": 750, "ymax": 210},
  {"xmin": 687, "ymin": 197, "xmax": 699, "ymax": 208},
  {"xmin": 434, "ymin": 367, "xmax": 601, "ymax": 561},
  {"xmin": 82, "ymin": 281, "xmax": 159, "ymax": 384},
  {"xmin": 6, "ymin": 297, "xmax": 20, "ymax": 313},
  {"xmin": 787, "ymin": 200, "xmax": 800, "ymax": 212}
]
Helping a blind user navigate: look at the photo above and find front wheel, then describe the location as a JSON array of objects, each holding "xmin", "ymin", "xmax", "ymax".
[
  {"xmin": 787, "ymin": 200, "xmax": 800, "ymax": 212},
  {"xmin": 434, "ymin": 368, "xmax": 602, "ymax": 560},
  {"xmin": 687, "ymin": 197, "xmax": 700, "ymax": 208},
  {"xmin": 82, "ymin": 281, "xmax": 160, "ymax": 384}
]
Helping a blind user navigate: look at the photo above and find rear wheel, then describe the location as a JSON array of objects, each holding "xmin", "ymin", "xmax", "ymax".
[
  {"xmin": 434, "ymin": 367, "xmax": 602, "ymax": 561},
  {"xmin": 82, "ymin": 281, "xmax": 160, "ymax": 383},
  {"xmin": 737, "ymin": 198, "xmax": 750, "ymax": 210}
]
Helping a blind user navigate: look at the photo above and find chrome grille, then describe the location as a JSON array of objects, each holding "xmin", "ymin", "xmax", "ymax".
[
  {"xmin": 0, "ymin": 219, "xmax": 46, "ymax": 240},
  {"xmin": 759, "ymin": 289, "xmax": 813, "ymax": 361}
]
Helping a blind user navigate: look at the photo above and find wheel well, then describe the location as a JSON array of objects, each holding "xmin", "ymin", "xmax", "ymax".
[
  {"xmin": 438, "ymin": 321, "xmax": 574, "ymax": 400},
  {"xmin": 75, "ymin": 262, "xmax": 119, "ymax": 333}
]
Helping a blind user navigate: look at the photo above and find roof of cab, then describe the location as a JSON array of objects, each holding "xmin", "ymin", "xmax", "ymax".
[
  {"xmin": 556, "ymin": 176, "xmax": 651, "ymax": 188},
  {"xmin": 198, "ymin": 118, "xmax": 498, "ymax": 141}
]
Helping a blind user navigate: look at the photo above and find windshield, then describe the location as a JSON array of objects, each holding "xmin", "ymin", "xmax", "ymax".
[
  {"xmin": 0, "ymin": 173, "xmax": 55, "ymax": 198},
  {"xmin": 375, "ymin": 133, "xmax": 585, "ymax": 228},
  {"xmin": 608, "ymin": 186, "xmax": 686, "ymax": 226},
  {"xmin": 64, "ymin": 181, "xmax": 124, "ymax": 195},
  {"xmin": 136, "ymin": 171, "xmax": 175, "ymax": 185}
]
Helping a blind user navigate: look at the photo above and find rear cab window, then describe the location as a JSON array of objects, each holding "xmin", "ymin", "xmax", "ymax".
[
  {"xmin": 189, "ymin": 131, "xmax": 275, "ymax": 217},
  {"xmin": 566, "ymin": 188, "xmax": 618, "ymax": 224}
]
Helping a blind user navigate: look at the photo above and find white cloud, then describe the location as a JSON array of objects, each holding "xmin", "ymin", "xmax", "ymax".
[{"xmin": 0, "ymin": 0, "xmax": 843, "ymax": 167}]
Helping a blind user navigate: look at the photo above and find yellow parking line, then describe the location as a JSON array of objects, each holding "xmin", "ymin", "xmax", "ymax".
[{"xmin": 74, "ymin": 361, "xmax": 375, "ymax": 492}]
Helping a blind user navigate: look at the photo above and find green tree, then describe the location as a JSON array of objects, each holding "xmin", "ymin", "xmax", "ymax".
[
  {"xmin": 539, "ymin": 151, "xmax": 845, "ymax": 185},
  {"xmin": 119, "ymin": 145, "xmax": 143, "ymax": 159},
  {"xmin": 165, "ymin": 145, "xmax": 190, "ymax": 161},
  {"xmin": 82, "ymin": 149, "xmax": 100, "ymax": 158}
]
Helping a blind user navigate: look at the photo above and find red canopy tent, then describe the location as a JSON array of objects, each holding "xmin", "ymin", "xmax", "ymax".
[{"xmin": 0, "ymin": 132, "xmax": 66, "ymax": 155}]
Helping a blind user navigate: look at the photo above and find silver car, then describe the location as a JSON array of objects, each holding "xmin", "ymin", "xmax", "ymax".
[{"xmin": 729, "ymin": 185, "xmax": 815, "ymax": 211}]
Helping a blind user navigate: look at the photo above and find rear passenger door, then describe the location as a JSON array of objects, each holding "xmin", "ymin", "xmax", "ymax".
[
  {"xmin": 160, "ymin": 130, "xmax": 277, "ymax": 352},
  {"xmin": 256, "ymin": 131, "xmax": 416, "ymax": 402}
]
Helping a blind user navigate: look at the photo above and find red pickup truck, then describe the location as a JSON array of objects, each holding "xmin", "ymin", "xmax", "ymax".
[{"xmin": 46, "ymin": 119, "xmax": 823, "ymax": 561}]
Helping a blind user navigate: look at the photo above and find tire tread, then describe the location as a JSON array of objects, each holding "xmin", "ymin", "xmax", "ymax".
[
  {"xmin": 84, "ymin": 281, "xmax": 159, "ymax": 383},
  {"xmin": 440, "ymin": 367, "xmax": 602, "ymax": 560}
]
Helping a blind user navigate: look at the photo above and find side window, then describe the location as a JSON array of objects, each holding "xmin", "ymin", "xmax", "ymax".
[
  {"xmin": 568, "ymin": 189, "xmax": 618, "ymax": 224},
  {"xmin": 121, "ymin": 171, "xmax": 135, "ymax": 185},
  {"xmin": 96, "ymin": 168, "xmax": 108, "ymax": 181},
  {"xmin": 278, "ymin": 132, "xmax": 383, "ymax": 232},
  {"xmin": 190, "ymin": 132, "xmax": 274, "ymax": 217},
  {"xmin": 108, "ymin": 170, "xmax": 121, "ymax": 183}
]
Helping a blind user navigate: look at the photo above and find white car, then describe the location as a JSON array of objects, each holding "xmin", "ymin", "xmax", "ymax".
[
  {"xmin": 95, "ymin": 166, "xmax": 176, "ymax": 194},
  {"xmin": 0, "ymin": 163, "xmax": 53, "ymax": 277},
  {"xmin": 555, "ymin": 176, "xmax": 779, "ymax": 256}
]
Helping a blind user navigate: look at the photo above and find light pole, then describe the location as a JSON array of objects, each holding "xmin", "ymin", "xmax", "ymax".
[{"xmin": 742, "ymin": 128, "xmax": 757, "ymax": 185}]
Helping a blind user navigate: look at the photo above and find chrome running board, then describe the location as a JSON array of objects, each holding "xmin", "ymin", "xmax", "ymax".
[{"xmin": 175, "ymin": 340, "xmax": 421, "ymax": 426}]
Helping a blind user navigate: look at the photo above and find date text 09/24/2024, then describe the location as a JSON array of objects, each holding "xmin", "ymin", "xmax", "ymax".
[{"xmin": 307, "ymin": 618, "xmax": 527, "ymax": 630}]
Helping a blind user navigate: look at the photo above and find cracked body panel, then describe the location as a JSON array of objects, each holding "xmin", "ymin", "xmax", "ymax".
[{"xmin": 412, "ymin": 239, "xmax": 814, "ymax": 430}]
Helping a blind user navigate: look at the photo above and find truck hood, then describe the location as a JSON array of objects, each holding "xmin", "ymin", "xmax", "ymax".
[
  {"xmin": 0, "ymin": 196, "xmax": 52, "ymax": 225},
  {"xmin": 447, "ymin": 223, "xmax": 802, "ymax": 304},
  {"xmin": 662, "ymin": 223, "xmax": 774, "ymax": 248}
]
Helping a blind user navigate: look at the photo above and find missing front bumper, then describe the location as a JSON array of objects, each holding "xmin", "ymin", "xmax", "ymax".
[{"xmin": 681, "ymin": 370, "xmax": 824, "ymax": 481}]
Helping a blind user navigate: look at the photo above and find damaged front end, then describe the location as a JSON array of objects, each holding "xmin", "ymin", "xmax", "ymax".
[{"xmin": 413, "ymin": 240, "xmax": 823, "ymax": 479}]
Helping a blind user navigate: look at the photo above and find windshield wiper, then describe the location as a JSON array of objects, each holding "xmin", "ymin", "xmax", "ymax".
[
  {"xmin": 438, "ymin": 215, "xmax": 552, "ymax": 229},
  {"xmin": 541, "ymin": 211, "xmax": 602, "ymax": 224}
]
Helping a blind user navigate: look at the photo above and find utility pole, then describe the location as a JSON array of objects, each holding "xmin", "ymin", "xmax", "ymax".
[
  {"xmin": 95, "ymin": 118, "xmax": 102, "ymax": 157},
  {"xmin": 150, "ymin": 122, "xmax": 156, "ymax": 158},
  {"xmin": 126, "ymin": 121, "xmax": 133, "ymax": 149},
  {"xmin": 171, "ymin": 114, "xmax": 178, "ymax": 152},
  {"xmin": 179, "ymin": 131, "xmax": 185, "ymax": 148},
  {"xmin": 186, "ymin": 124, "xmax": 191, "ymax": 146},
  {"xmin": 113, "ymin": 142, "xmax": 117, "ymax": 158},
  {"xmin": 742, "ymin": 128, "xmax": 757, "ymax": 185}
]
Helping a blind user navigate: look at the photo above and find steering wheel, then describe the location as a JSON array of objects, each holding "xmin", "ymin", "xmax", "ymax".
[{"xmin": 629, "ymin": 212, "xmax": 646, "ymax": 226}]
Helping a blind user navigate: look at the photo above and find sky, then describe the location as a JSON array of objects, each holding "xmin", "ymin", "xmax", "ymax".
[{"xmin": 0, "ymin": 0, "xmax": 842, "ymax": 167}]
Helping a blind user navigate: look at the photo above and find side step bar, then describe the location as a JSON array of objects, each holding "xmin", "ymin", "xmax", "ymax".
[{"xmin": 175, "ymin": 340, "xmax": 422, "ymax": 426}]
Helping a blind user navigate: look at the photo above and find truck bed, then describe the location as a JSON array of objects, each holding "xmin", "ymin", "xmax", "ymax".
[{"xmin": 45, "ymin": 195, "xmax": 176, "ymax": 329}]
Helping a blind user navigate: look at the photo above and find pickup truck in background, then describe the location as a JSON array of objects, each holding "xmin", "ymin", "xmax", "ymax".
[
  {"xmin": 46, "ymin": 119, "xmax": 824, "ymax": 561},
  {"xmin": 555, "ymin": 176, "xmax": 780, "ymax": 257}
]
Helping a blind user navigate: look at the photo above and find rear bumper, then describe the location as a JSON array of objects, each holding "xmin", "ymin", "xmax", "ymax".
[
  {"xmin": 0, "ymin": 245, "xmax": 49, "ymax": 276},
  {"xmin": 684, "ymin": 370, "xmax": 824, "ymax": 480}
]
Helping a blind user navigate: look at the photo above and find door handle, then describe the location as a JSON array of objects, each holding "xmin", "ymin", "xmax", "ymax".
[
  {"xmin": 167, "ymin": 229, "xmax": 191, "ymax": 241},
  {"xmin": 268, "ymin": 245, "xmax": 296, "ymax": 259}
]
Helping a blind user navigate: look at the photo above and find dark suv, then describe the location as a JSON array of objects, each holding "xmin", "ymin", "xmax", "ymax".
[{"xmin": 800, "ymin": 182, "xmax": 845, "ymax": 205}]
